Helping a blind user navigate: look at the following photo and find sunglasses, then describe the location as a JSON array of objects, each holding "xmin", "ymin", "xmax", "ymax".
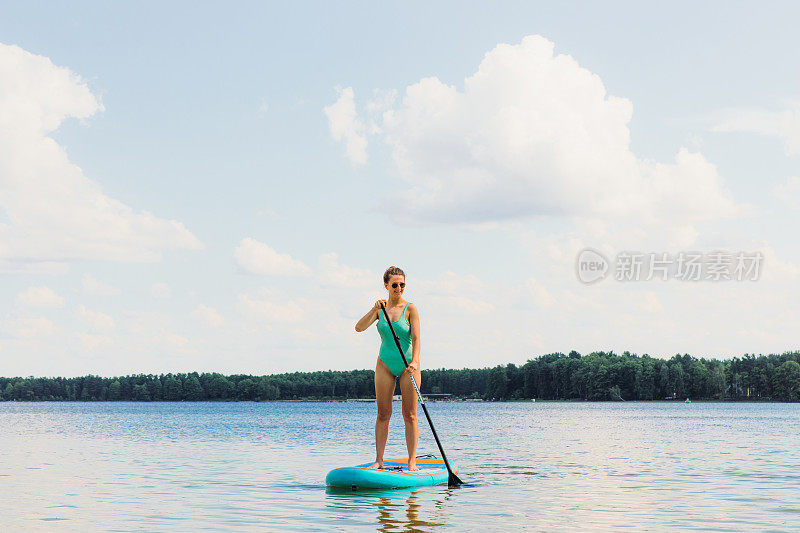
[{"xmin": 390, "ymin": 282, "xmax": 406, "ymax": 289}]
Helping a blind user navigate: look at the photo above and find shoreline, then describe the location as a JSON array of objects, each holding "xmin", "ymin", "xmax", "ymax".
[{"xmin": 0, "ymin": 398, "xmax": 792, "ymax": 404}]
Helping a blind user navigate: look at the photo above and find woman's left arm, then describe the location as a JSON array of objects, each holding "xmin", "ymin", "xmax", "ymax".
[{"xmin": 407, "ymin": 303, "xmax": 421, "ymax": 373}]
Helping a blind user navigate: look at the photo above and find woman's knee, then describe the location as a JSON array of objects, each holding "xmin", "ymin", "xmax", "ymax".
[
  {"xmin": 402, "ymin": 407, "xmax": 417, "ymax": 423},
  {"xmin": 377, "ymin": 407, "xmax": 392, "ymax": 423}
]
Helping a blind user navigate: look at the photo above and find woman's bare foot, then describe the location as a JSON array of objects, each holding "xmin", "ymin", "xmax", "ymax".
[
  {"xmin": 407, "ymin": 460, "xmax": 419, "ymax": 472},
  {"xmin": 367, "ymin": 460, "xmax": 383, "ymax": 470}
]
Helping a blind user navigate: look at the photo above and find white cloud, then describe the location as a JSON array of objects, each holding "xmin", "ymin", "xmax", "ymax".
[
  {"xmin": 772, "ymin": 176, "xmax": 800, "ymax": 208},
  {"xmin": 641, "ymin": 148, "xmax": 740, "ymax": 224},
  {"xmin": 757, "ymin": 245, "xmax": 800, "ymax": 283},
  {"xmin": 2, "ymin": 245, "xmax": 799, "ymax": 375},
  {"xmin": 365, "ymin": 89, "xmax": 398, "ymax": 134},
  {"xmin": 324, "ymin": 86, "xmax": 367, "ymax": 165},
  {"xmin": 237, "ymin": 290, "xmax": 305, "ymax": 324},
  {"xmin": 317, "ymin": 252, "xmax": 374, "ymax": 288},
  {"xmin": 76, "ymin": 305, "xmax": 115, "ymax": 331},
  {"xmin": 416, "ymin": 271, "xmax": 494, "ymax": 314},
  {"xmin": 191, "ymin": 304, "xmax": 225, "ymax": 328},
  {"xmin": 162, "ymin": 333, "xmax": 191, "ymax": 351},
  {"xmin": 641, "ymin": 291, "xmax": 663, "ymax": 313},
  {"xmin": 123, "ymin": 310, "xmax": 173, "ymax": 336},
  {"xmin": 523, "ymin": 277, "xmax": 554, "ymax": 307},
  {"xmin": 0, "ymin": 43, "xmax": 202, "ymax": 270},
  {"xmin": 15, "ymin": 286, "xmax": 65, "ymax": 308},
  {"xmin": 235, "ymin": 238, "xmax": 312, "ymax": 276},
  {"xmin": 342, "ymin": 35, "xmax": 739, "ymax": 228},
  {"xmin": 117, "ymin": 310, "xmax": 196, "ymax": 356},
  {"xmin": 440, "ymin": 295, "xmax": 494, "ymax": 314},
  {"xmin": 4, "ymin": 316, "xmax": 55, "ymax": 338},
  {"xmin": 256, "ymin": 207, "xmax": 280, "ymax": 218},
  {"xmin": 150, "ymin": 282, "xmax": 171, "ymax": 299},
  {"xmin": 0, "ymin": 260, "xmax": 69, "ymax": 275},
  {"xmin": 418, "ymin": 270, "xmax": 486, "ymax": 296},
  {"xmin": 712, "ymin": 101, "xmax": 800, "ymax": 156},
  {"xmin": 76, "ymin": 332, "xmax": 113, "ymax": 352},
  {"xmin": 81, "ymin": 274, "xmax": 121, "ymax": 296}
]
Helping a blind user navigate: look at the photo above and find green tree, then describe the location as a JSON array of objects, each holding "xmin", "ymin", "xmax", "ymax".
[
  {"xmin": 658, "ymin": 362, "xmax": 669, "ymax": 399},
  {"xmin": 184, "ymin": 376, "xmax": 203, "ymax": 400},
  {"xmin": 609, "ymin": 384, "xmax": 623, "ymax": 401},
  {"xmin": 669, "ymin": 363, "xmax": 685, "ymax": 398},
  {"xmin": 774, "ymin": 361, "xmax": 800, "ymax": 401},
  {"xmin": 710, "ymin": 363, "xmax": 727, "ymax": 399},
  {"xmin": 13, "ymin": 380, "xmax": 34, "ymax": 401},
  {"xmin": 237, "ymin": 378, "xmax": 258, "ymax": 400},
  {"xmin": 208, "ymin": 374, "xmax": 234, "ymax": 400},
  {"xmin": 688, "ymin": 360, "xmax": 710, "ymax": 398},
  {"xmin": 639, "ymin": 358, "xmax": 656, "ymax": 400},
  {"xmin": 258, "ymin": 377, "xmax": 279, "ymax": 400},
  {"xmin": 132, "ymin": 384, "xmax": 151, "ymax": 401},
  {"xmin": 108, "ymin": 380, "xmax": 122, "ymax": 401},
  {"xmin": 522, "ymin": 360, "xmax": 539, "ymax": 398},
  {"xmin": 2, "ymin": 350, "xmax": 800, "ymax": 403},
  {"xmin": 162, "ymin": 375, "xmax": 183, "ymax": 400},
  {"xmin": 149, "ymin": 378, "xmax": 163, "ymax": 401},
  {"xmin": 485, "ymin": 365, "xmax": 508, "ymax": 400}
]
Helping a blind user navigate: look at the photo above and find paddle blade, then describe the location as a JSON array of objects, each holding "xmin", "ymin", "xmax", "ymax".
[{"xmin": 448, "ymin": 472, "xmax": 465, "ymax": 487}]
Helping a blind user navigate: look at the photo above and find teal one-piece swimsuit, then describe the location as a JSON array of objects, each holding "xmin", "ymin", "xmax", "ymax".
[{"xmin": 377, "ymin": 302, "xmax": 412, "ymax": 377}]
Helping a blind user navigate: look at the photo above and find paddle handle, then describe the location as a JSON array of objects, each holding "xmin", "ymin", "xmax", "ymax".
[{"xmin": 380, "ymin": 303, "xmax": 458, "ymax": 480}]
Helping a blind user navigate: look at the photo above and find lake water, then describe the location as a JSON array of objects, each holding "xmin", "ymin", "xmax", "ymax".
[{"xmin": 1, "ymin": 401, "xmax": 799, "ymax": 531}]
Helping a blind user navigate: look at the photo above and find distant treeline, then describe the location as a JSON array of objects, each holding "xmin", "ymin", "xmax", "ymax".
[{"xmin": 1, "ymin": 351, "xmax": 799, "ymax": 402}]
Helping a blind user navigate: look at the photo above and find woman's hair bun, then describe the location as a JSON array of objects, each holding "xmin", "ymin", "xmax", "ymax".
[{"xmin": 383, "ymin": 266, "xmax": 406, "ymax": 284}]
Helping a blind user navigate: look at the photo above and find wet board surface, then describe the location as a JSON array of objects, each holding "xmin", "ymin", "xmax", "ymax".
[{"xmin": 326, "ymin": 457, "xmax": 457, "ymax": 489}]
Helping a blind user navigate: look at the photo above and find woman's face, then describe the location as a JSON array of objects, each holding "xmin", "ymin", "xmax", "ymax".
[{"xmin": 385, "ymin": 275, "xmax": 405, "ymax": 298}]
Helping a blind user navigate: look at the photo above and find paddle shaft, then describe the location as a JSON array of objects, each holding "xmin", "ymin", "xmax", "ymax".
[{"xmin": 380, "ymin": 303, "xmax": 462, "ymax": 486}]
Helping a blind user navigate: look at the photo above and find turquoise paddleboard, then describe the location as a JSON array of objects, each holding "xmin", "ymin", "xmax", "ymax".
[{"xmin": 326, "ymin": 457, "xmax": 457, "ymax": 489}]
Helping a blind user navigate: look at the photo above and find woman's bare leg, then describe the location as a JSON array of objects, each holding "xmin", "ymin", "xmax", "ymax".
[
  {"xmin": 369, "ymin": 359, "xmax": 396, "ymax": 469},
  {"xmin": 399, "ymin": 367, "xmax": 422, "ymax": 471}
]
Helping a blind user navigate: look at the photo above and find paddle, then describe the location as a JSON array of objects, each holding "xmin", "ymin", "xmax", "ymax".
[{"xmin": 380, "ymin": 302, "xmax": 465, "ymax": 487}]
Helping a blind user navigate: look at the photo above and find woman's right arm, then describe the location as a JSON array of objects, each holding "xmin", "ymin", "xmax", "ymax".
[{"xmin": 355, "ymin": 300, "xmax": 385, "ymax": 332}]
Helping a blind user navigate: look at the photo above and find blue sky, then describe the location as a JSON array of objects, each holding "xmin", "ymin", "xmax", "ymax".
[{"xmin": 1, "ymin": 1, "xmax": 798, "ymax": 377}]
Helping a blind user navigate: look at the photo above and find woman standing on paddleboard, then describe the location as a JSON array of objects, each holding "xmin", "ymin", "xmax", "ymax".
[{"xmin": 354, "ymin": 266, "xmax": 422, "ymax": 472}]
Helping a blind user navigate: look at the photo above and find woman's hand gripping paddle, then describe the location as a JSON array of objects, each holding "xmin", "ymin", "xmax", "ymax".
[{"xmin": 380, "ymin": 302, "xmax": 465, "ymax": 487}]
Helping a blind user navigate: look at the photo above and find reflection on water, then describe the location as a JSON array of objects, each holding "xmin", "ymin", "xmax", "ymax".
[
  {"xmin": 1, "ymin": 402, "xmax": 799, "ymax": 531},
  {"xmin": 326, "ymin": 487, "xmax": 447, "ymax": 532}
]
